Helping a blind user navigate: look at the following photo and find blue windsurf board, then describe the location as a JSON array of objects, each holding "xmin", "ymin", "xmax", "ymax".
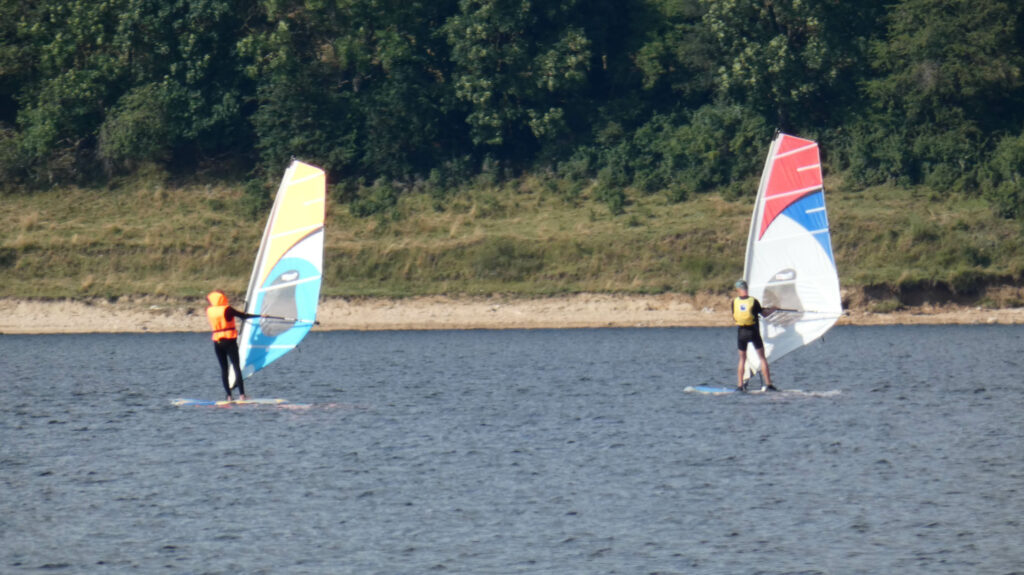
[{"xmin": 686, "ymin": 386, "xmax": 740, "ymax": 395}]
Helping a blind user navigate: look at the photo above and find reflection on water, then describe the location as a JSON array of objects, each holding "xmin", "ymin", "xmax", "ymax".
[{"xmin": 2, "ymin": 326, "xmax": 1022, "ymax": 573}]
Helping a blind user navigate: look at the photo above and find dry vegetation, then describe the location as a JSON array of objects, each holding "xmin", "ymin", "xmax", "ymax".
[{"xmin": 3, "ymin": 175, "xmax": 1024, "ymax": 308}]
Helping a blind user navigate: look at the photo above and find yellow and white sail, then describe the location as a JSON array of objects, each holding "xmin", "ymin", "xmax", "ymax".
[{"xmin": 238, "ymin": 160, "xmax": 326, "ymax": 378}]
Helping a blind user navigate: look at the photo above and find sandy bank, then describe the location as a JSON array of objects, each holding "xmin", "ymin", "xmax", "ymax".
[{"xmin": 2, "ymin": 294, "xmax": 1024, "ymax": 335}]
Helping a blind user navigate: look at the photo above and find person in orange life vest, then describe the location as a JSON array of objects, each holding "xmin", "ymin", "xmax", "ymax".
[
  {"xmin": 206, "ymin": 290, "xmax": 262, "ymax": 401},
  {"xmin": 732, "ymin": 280, "xmax": 778, "ymax": 392}
]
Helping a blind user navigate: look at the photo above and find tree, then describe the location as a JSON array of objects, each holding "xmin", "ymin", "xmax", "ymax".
[
  {"xmin": 702, "ymin": 0, "xmax": 884, "ymax": 131},
  {"xmin": 868, "ymin": 0, "xmax": 1023, "ymax": 132},
  {"xmin": 443, "ymin": 0, "xmax": 591, "ymax": 153},
  {"xmin": 855, "ymin": 0, "xmax": 1024, "ymax": 189},
  {"xmin": 632, "ymin": 0, "xmax": 715, "ymax": 105},
  {"xmin": 243, "ymin": 0, "xmax": 461, "ymax": 179},
  {"xmin": 6, "ymin": 0, "xmax": 256, "ymax": 181},
  {"xmin": 107, "ymin": 0, "xmax": 256, "ymax": 170},
  {"xmin": 13, "ymin": 0, "xmax": 126, "ymax": 182}
]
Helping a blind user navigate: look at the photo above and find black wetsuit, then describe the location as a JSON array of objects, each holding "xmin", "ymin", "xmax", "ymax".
[{"xmin": 213, "ymin": 307, "xmax": 257, "ymax": 397}]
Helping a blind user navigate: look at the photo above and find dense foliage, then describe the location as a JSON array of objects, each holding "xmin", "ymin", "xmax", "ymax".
[{"xmin": 2, "ymin": 0, "xmax": 1024, "ymax": 215}]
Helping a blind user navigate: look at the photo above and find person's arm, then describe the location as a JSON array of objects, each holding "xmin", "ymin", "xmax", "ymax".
[
  {"xmin": 226, "ymin": 306, "xmax": 261, "ymax": 321},
  {"xmin": 756, "ymin": 300, "xmax": 779, "ymax": 317}
]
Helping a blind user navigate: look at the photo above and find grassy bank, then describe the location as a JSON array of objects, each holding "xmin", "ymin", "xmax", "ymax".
[{"xmin": 3, "ymin": 174, "xmax": 1024, "ymax": 307}]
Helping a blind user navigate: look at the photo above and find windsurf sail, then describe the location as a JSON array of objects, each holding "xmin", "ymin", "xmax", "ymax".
[
  {"xmin": 237, "ymin": 159, "xmax": 326, "ymax": 379},
  {"xmin": 743, "ymin": 133, "xmax": 841, "ymax": 381}
]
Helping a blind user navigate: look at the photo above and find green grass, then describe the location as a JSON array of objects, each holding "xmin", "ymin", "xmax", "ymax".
[
  {"xmin": 3, "ymin": 173, "xmax": 1024, "ymax": 305},
  {"xmin": 828, "ymin": 181, "xmax": 1024, "ymax": 301}
]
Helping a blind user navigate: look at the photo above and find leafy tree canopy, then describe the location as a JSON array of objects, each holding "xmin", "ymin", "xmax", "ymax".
[{"xmin": 2, "ymin": 0, "xmax": 1024, "ymax": 217}]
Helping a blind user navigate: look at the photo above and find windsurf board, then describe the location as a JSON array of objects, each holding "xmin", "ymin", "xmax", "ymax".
[
  {"xmin": 172, "ymin": 398, "xmax": 301, "ymax": 407},
  {"xmin": 683, "ymin": 386, "xmax": 841, "ymax": 398}
]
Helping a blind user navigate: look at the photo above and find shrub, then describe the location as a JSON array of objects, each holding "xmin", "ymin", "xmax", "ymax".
[
  {"xmin": 594, "ymin": 145, "xmax": 630, "ymax": 215},
  {"xmin": 241, "ymin": 178, "xmax": 273, "ymax": 220},
  {"xmin": 350, "ymin": 177, "xmax": 400, "ymax": 218},
  {"xmin": 557, "ymin": 148, "xmax": 594, "ymax": 183},
  {"xmin": 97, "ymin": 83, "xmax": 178, "ymax": 173},
  {"xmin": 672, "ymin": 105, "xmax": 769, "ymax": 195},
  {"xmin": 0, "ymin": 125, "xmax": 27, "ymax": 187},
  {"xmin": 630, "ymin": 114, "xmax": 679, "ymax": 193},
  {"xmin": 840, "ymin": 120, "xmax": 912, "ymax": 188},
  {"xmin": 665, "ymin": 182, "xmax": 689, "ymax": 203},
  {"xmin": 982, "ymin": 132, "xmax": 1024, "ymax": 218},
  {"xmin": 424, "ymin": 155, "xmax": 475, "ymax": 203}
]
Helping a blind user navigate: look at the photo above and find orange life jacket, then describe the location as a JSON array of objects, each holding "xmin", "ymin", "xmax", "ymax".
[{"xmin": 206, "ymin": 291, "xmax": 238, "ymax": 341}]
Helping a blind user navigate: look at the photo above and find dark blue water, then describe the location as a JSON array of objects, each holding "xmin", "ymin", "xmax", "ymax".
[{"xmin": 2, "ymin": 326, "xmax": 1022, "ymax": 574}]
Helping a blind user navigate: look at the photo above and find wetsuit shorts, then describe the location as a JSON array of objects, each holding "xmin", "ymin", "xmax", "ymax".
[{"xmin": 737, "ymin": 325, "xmax": 764, "ymax": 351}]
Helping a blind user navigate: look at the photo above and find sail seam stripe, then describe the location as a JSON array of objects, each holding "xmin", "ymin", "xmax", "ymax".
[
  {"xmin": 288, "ymin": 172, "xmax": 324, "ymax": 186},
  {"xmin": 758, "ymin": 229, "xmax": 831, "ymax": 243},
  {"xmin": 257, "ymin": 275, "xmax": 322, "ymax": 292},
  {"xmin": 774, "ymin": 143, "xmax": 817, "ymax": 159},
  {"xmin": 270, "ymin": 223, "xmax": 321, "ymax": 238},
  {"xmin": 764, "ymin": 185, "xmax": 823, "ymax": 200},
  {"xmin": 797, "ymin": 164, "xmax": 820, "ymax": 172}
]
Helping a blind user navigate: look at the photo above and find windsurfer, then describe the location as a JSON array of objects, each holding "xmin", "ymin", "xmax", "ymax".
[
  {"xmin": 732, "ymin": 280, "xmax": 778, "ymax": 392},
  {"xmin": 206, "ymin": 290, "xmax": 261, "ymax": 401}
]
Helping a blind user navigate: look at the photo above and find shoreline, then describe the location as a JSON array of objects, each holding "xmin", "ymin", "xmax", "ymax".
[{"xmin": 2, "ymin": 294, "xmax": 1024, "ymax": 334}]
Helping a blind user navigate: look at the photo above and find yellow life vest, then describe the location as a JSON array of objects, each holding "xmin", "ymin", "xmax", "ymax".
[{"xmin": 732, "ymin": 296, "xmax": 757, "ymax": 327}]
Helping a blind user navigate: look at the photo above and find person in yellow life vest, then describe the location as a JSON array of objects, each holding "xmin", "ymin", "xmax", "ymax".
[
  {"xmin": 732, "ymin": 280, "xmax": 778, "ymax": 392},
  {"xmin": 206, "ymin": 290, "xmax": 262, "ymax": 401}
]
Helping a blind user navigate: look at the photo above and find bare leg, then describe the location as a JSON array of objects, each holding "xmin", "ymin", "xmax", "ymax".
[
  {"xmin": 756, "ymin": 347, "xmax": 773, "ymax": 389},
  {"xmin": 737, "ymin": 349, "xmax": 747, "ymax": 389}
]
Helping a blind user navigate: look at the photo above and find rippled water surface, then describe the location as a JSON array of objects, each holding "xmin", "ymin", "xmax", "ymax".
[{"xmin": 2, "ymin": 326, "xmax": 1023, "ymax": 574}]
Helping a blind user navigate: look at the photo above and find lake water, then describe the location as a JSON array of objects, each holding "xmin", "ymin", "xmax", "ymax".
[{"xmin": 2, "ymin": 326, "xmax": 1022, "ymax": 574}]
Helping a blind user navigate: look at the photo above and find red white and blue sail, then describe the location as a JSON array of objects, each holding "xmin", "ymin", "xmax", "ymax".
[
  {"xmin": 238, "ymin": 160, "xmax": 325, "ymax": 379},
  {"xmin": 743, "ymin": 133, "xmax": 841, "ymax": 380}
]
